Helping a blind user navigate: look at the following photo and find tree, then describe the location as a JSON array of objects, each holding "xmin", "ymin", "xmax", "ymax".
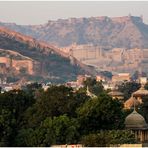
[
  {"xmin": 23, "ymin": 85, "xmax": 89, "ymax": 128},
  {"xmin": 23, "ymin": 82, "xmax": 42, "ymax": 96},
  {"xmin": 100, "ymin": 71, "xmax": 112, "ymax": 79},
  {"xmin": 77, "ymin": 93, "xmax": 125, "ymax": 135},
  {"xmin": 81, "ymin": 130, "xmax": 136, "ymax": 147},
  {"xmin": 131, "ymin": 71, "xmax": 139, "ymax": 81},
  {"xmin": 144, "ymin": 82, "xmax": 148, "ymax": 90},
  {"xmin": 15, "ymin": 115, "xmax": 79, "ymax": 146},
  {"xmin": 0, "ymin": 109, "xmax": 16, "ymax": 146},
  {"xmin": 0, "ymin": 84, "xmax": 134, "ymax": 146},
  {"xmin": 83, "ymin": 77, "xmax": 104, "ymax": 96},
  {"xmin": 67, "ymin": 88, "xmax": 90, "ymax": 117},
  {"xmin": 117, "ymin": 81, "xmax": 141, "ymax": 100},
  {"xmin": 0, "ymin": 90, "xmax": 35, "ymax": 146},
  {"xmin": 139, "ymin": 95, "xmax": 148, "ymax": 123},
  {"xmin": 81, "ymin": 133, "xmax": 108, "ymax": 147},
  {"xmin": 19, "ymin": 67, "xmax": 27, "ymax": 74},
  {"xmin": 51, "ymin": 115, "xmax": 79, "ymax": 144}
]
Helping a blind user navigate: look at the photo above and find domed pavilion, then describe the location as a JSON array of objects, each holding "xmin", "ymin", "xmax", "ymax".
[
  {"xmin": 125, "ymin": 110, "xmax": 148, "ymax": 143},
  {"xmin": 133, "ymin": 84, "xmax": 148, "ymax": 104},
  {"xmin": 108, "ymin": 88, "xmax": 124, "ymax": 102},
  {"xmin": 124, "ymin": 95, "xmax": 140, "ymax": 110}
]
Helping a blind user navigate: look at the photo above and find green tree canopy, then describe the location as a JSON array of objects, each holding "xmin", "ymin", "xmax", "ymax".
[
  {"xmin": 117, "ymin": 81, "xmax": 141, "ymax": 100},
  {"xmin": 23, "ymin": 85, "xmax": 89, "ymax": 128},
  {"xmin": 77, "ymin": 93, "xmax": 125, "ymax": 135},
  {"xmin": 81, "ymin": 130, "xmax": 136, "ymax": 147},
  {"xmin": 83, "ymin": 77, "xmax": 104, "ymax": 96},
  {"xmin": 0, "ymin": 84, "xmax": 134, "ymax": 146},
  {"xmin": 0, "ymin": 90, "xmax": 34, "ymax": 146},
  {"xmin": 15, "ymin": 115, "xmax": 79, "ymax": 146}
]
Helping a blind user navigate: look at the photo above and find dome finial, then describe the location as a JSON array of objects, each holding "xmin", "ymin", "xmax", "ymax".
[
  {"xmin": 86, "ymin": 85, "xmax": 89, "ymax": 94},
  {"xmin": 133, "ymin": 94, "xmax": 136, "ymax": 111},
  {"xmin": 86, "ymin": 85, "xmax": 97, "ymax": 98},
  {"xmin": 130, "ymin": 93, "xmax": 136, "ymax": 111},
  {"xmin": 124, "ymin": 94, "xmax": 140, "ymax": 109}
]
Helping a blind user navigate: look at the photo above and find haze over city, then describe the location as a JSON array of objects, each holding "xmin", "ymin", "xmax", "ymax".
[
  {"xmin": 2, "ymin": 1, "xmax": 148, "ymax": 147},
  {"xmin": 0, "ymin": 1, "xmax": 148, "ymax": 25}
]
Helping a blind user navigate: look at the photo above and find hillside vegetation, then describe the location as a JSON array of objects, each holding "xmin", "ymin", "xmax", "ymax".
[{"xmin": 0, "ymin": 27, "xmax": 91, "ymax": 83}]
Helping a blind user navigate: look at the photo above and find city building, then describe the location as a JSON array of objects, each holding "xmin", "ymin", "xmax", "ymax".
[
  {"xmin": 112, "ymin": 73, "xmax": 131, "ymax": 84},
  {"xmin": 96, "ymin": 75, "xmax": 106, "ymax": 82}
]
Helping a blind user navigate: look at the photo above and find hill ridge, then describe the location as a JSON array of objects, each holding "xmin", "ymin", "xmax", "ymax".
[
  {"xmin": 1, "ymin": 15, "xmax": 148, "ymax": 48},
  {"xmin": 0, "ymin": 26, "xmax": 95, "ymax": 83}
]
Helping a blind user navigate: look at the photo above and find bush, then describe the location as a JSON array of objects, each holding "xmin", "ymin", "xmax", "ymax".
[{"xmin": 81, "ymin": 130, "xmax": 136, "ymax": 147}]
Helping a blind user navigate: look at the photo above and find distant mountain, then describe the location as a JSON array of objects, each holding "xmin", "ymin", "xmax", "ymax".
[
  {"xmin": 1, "ymin": 16, "xmax": 148, "ymax": 48},
  {"xmin": 0, "ymin": 27, "xmax": 94, "ymax": 83}
]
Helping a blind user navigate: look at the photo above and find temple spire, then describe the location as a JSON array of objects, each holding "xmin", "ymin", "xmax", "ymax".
[{"xmin": 86, "ymin": 86, "xmax": 97, "ymax": 98}]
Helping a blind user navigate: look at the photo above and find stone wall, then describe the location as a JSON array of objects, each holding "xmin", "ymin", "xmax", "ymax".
[{"xmin": 0, "ymin": 57, "xmax": 34, "ymax": 75}]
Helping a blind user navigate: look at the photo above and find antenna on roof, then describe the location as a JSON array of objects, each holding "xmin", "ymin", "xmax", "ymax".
[
  {"xmin": 133, "ymin": 95, "xmax": 136, "ymax": 111},
  {"xmin": 131, "ymin": 93, "xmax": 136, "ymax": 111}
]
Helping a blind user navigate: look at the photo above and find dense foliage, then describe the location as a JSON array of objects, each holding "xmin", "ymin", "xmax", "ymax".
[
  {"xmin": 81, "ymin": 130, "xmax": 136, "ymax": 147},
  {"xmin": 0, "ymin": 81, "xmax": 136, "ymax": 146},
  {"xmin": 83, "ymin": 77, "xmax": 104, "ymax": 96},
  {"xmin": 117, "ymin": 81, "xmax": 141, "ymax": 101}
]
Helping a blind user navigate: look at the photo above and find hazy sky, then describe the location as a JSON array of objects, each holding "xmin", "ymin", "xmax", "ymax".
[{"xmin": 0, "ymin": 1, "xmax": 148, "ymax": 25}]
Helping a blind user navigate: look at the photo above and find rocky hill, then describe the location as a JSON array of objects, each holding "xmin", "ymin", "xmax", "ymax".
[
  {"xmin": 0, "ymin": 27, "xmax": 94, "ymax": 83},
  {"xmin": 1, "ymin": 16, "xmax": 148, "ymax": 48}
]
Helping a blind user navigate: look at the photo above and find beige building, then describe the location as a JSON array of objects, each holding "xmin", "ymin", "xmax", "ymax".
[
  {"xmin": 112, "ymin": 73, "xmax": 131, "ymax": 83},
  {"xmin": 60, "ymin": 45, "xmax": 148, "ymax": 74},
  {"xmin": 0, "ymin": 56, "xmax": 34, "ymax": 75},
  {"xmin": 69, "ymin": 44, "xmax": 102, "ymax": 61}
]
